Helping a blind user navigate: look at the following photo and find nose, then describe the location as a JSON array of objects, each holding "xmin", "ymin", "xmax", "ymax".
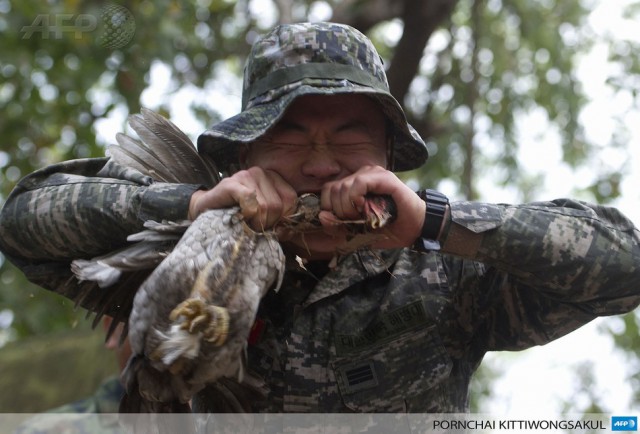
[{"xmin": 300, "ymin": 143, "xmax": 341, "ymax": 179}]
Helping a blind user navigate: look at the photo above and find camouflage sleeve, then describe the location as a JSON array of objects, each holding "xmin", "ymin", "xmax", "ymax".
[
  {"xmin": 0, "ymin": 157, "xmax": 202, "ymax": 263},
  {"xmin": 441, "ymin": 199, "xmax": 640, "ymax": 350}
]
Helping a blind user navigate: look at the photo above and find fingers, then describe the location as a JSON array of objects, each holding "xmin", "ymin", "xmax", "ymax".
[
  {"xmin": 188, "ymin": 164, "xmax": 426, "ymax": 249},
  {"xmin": 317, "ymin": 210, "xmax": 350, "ymax": 238},
  {"xmin": 240, "ymin": 168, "xmax": 298, "ymax": 230},
  {"xmin": 320, "ymin": 165, "xmax": 385, "ymax": 221},
  {"xmin": 319, "ymin": 165, "xmax": 426, "ymax": 249},
  {"xmin": 188, "ymin": 167, "xmax": 297, "ymax": 231}
]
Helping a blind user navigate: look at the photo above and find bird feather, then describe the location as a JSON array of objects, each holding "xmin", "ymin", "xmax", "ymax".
[
  {"xmin": 69, "ymin": 109, "xmax": 395, "ymax": 419},
  {"xmin": 70, "ymin": 109, "xmax": 218, "ymax": 331},
  {"xmin": 110, "ymin": 133, "xmax": 176, "ymax": 183},
  {"xmin": 127, "ymin": 109, "xmax": 220, "ymax": 187}
]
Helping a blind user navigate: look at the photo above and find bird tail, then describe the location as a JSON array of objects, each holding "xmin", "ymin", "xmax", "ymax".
[
  {"xmin": 108, "ymin": 108, "xmax": 220, "ymax": 187},
  {"xmin": 119, "ymin": 355, "xmax": 191, "ymax": 413},
  {"xmin": 118, "ymin": 356, "xmax": 197, "ymax": 434},
  {"xmin": 191, "ymin": 376, "xmax": 269, "ymax": 413}
]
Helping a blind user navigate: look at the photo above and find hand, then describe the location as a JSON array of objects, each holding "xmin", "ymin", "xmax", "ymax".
[
  {"xmin": 188, "ymin": 167, "xmax": 298, "ymax": 231},
  {"xmin": 319, "ymin": 165, "xmax": 426, "ymax": 250}
]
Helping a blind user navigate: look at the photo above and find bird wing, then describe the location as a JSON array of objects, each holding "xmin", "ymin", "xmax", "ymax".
[
  {"xmin": 71, "ymin": 109, "xmax": 219, "ymax": 335},
  {"xmin": 115, "ymin": 108, "xmax": 220, "ymax": 186}
]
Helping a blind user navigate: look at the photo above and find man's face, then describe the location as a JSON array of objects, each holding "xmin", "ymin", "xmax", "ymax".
[
  {"xmin": 245, "ymin": 94, "xmax": 388, "ymax": 191},
  {"xmin": 244, "ymin": 94, "xmax": 389, "ymax": 259}
]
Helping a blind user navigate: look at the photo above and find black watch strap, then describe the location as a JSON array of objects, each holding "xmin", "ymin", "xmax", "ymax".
[{"xmin": 416, "ymin": 189, "xmax": 449, "ymax": 250}]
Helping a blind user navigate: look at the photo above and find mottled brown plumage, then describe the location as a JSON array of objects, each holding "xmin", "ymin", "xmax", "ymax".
[
  {"xmin": 71, "ymin": 109, "xmax": 396, "ymax": 414},
  {"xmin": 120, "ymin": 206, "xmax": 284, "ymax": 412}
]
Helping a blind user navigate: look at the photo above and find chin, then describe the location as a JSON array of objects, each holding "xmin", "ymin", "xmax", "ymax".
[{"xmin": 284, "ymin": 232, "xmax": 344, "ymax": 261}]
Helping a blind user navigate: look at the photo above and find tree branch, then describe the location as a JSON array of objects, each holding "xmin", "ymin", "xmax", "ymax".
[
  {"xmin": 387, "ymin": 0, "xmax": 460, "ymax": 102},
  {"xmin": 331, "ymin": 0, "xmax": 404, "ymax": 32}
]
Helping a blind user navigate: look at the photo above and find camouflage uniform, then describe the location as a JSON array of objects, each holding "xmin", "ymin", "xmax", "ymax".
[
  {"xmin": 14, "ymin": 376, "xmax": 123, "ymax": 433},
  {"xmin": 2, "ymin": 157, "xmax": 638, "ymax": 412},
  {"xmin": 1, "ymin": 22, "xmax": 639, "ymax": 413}
]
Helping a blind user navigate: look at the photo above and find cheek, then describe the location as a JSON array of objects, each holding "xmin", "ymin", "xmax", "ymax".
[
  {"xmin": 245, "ymin": 148, "xmax": 304, "ymax": 176},
  {"xmin": 245, "ymin": 148, "xmax": 278, "ymax": 168},
  {"xmin": 340, "ymin": 151, "xmax": 388, "ymax": 171}
]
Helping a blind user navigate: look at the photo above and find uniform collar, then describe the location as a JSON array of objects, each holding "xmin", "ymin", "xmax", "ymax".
[{"xmin": 302, "ymin": 248, "xmax": 402, "ymax": 307}]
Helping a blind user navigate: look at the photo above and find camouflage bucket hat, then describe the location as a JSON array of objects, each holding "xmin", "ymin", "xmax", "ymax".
[{"xmin": 197, "ymin": 22, "xmax": 428, "ymax": 172}]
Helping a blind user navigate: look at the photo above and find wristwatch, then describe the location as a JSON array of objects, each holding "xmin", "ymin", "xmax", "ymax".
[{"xmin": 415, "ymin": 189, "xmax": 450, "ymax": 251}]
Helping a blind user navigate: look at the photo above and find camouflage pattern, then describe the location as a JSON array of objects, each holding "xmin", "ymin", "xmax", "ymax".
[
  {"xmin": 1, "ymin": 158, "xmax": 639, "ymax": 413},
  {"xmin": 0, "ymin": 158, "xmax": 201, "ymax": 317},
  {"xmin": 197, "ymin": 22, "xmax": 428, "ymax": 173},
  {"xmin": 14, "ymin": 376, "xmax": 123, "ymax": 434},
  {"xmin": 190, "ymin": 196, "xmax": 640, "ymax": 412}
]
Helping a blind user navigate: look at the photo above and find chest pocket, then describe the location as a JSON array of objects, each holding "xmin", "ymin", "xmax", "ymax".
[{"xmin": 331, "ymin": 323, "xmax": 452, "ymax": 412}]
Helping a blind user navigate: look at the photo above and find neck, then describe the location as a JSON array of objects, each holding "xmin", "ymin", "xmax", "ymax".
[{"xmin": 283, "ymin": 242, "xmax": 336, "ymax": 262}]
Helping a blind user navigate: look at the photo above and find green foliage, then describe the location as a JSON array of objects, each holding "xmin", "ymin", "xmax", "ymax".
[
  {"xmin": 0, "ymin": 0, "xmax": 264, "ymax": 340},
  {"xmin": 600, "ymin": 312, "xmax": 640, "ymax": 406},
  {"xmin": 0, "ymin": 263, "xmax": 87, "ymax": 339},
  {"xmin": 395, "ymin": 0, "xmax": 598, "ymax": 199}
]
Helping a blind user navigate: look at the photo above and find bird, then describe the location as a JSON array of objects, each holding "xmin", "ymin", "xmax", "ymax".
[
  {"xmin": 70, "ymin": 108, "xmax": 397, "ymax": 415},
  {"xmin": 120, "ymin": 204, "xmax": 285, "ymax": 413}
]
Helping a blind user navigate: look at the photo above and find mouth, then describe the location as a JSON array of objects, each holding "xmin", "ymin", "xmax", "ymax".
[
  {"xmin": 277, "ymin": 194, "xmax": 322, "ymax": 231},
  {"xmin": 297, "ymin": 190, "xmax": 321, "ymax": 197}
]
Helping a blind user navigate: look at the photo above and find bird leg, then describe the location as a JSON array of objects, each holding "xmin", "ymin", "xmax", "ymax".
[
  {"xmin": 169, "ymin": 299, "xmax": 230, "ymax": 346},
  {"xmin": 362, "ymin": 195, "xmax": 396, "ymax": 229}
]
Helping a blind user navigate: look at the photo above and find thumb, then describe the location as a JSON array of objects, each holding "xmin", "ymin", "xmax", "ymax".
[{"xmin": 238, "ymin": 192, "xmax": 259, "ymax": 220}]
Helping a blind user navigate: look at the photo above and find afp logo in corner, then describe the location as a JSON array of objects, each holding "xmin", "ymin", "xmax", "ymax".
[{"xmin": 612, "ymin": 416, "xmax": 638, "ymax": 431}]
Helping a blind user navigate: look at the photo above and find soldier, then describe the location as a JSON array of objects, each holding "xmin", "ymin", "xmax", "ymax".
[{"xmin": 1, "ymin": 22, "xmax": 639, "ymax": 413}]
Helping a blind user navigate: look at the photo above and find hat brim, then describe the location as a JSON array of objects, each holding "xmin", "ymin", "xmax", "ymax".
[{"xmin": 197, "ymin": 84, "xmax": 428, "ymax": 172}]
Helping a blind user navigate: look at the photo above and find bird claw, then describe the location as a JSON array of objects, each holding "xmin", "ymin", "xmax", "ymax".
[{"xmin": 170, "ymin": 299, "xmax": 230, "ymax": 346}]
